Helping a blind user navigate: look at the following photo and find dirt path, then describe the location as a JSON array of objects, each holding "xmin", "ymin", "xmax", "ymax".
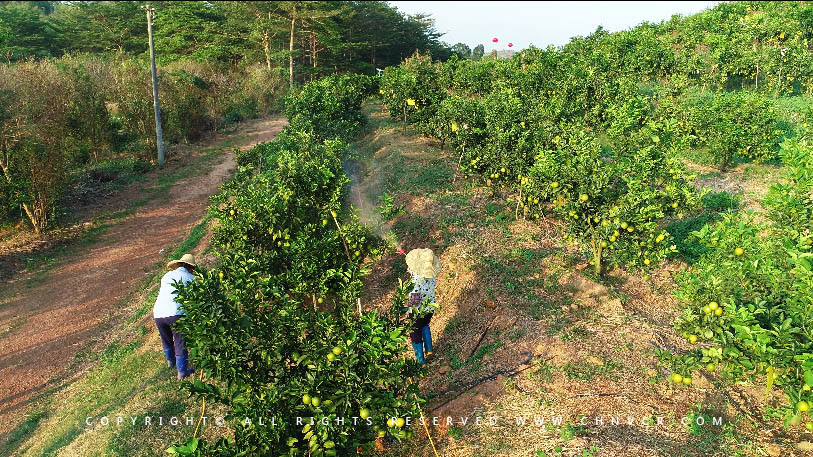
[{"xmin": 0, "ymin": 117, "xmax": 286, "ymax": 436}]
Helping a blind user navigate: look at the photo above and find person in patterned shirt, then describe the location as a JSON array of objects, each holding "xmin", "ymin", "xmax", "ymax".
[{"xmin": 404, "ymin": 248, "xmax": 442, "ymax": 364}]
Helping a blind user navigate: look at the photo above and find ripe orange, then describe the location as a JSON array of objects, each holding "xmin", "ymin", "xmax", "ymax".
[
  {"xmin": 734, "ymin": 247, "xmax": 744, "ymax": 256},
  {"xmin": 682, "ymin": 377, "xmax": 692, "ymax": 385},
  {"xmin": 688, "ymin": 335, "xmax": 697, "ymax": 344},
  {"xmin": 714, "ymin": 308, "xmax": 722, "ymax": 316},
  {"xmin": 671, "ymin": 373, "xmax": 683, "ymax": 384},
  {"xmin": 396, "ymin": 418, "xmax": 405, "ymax": 428},
  {"xmin": 798, "ymin": 401, "xmax": 810, "ymax": 412},
  {"xmin": 332, "ymin": 346, "xmax": 342, "ymax": 355},
  {"xmin": 708, "ymin": 301, "xmax": 718, "ymax": 311},
  {"xmin": 327, "ymin": 353, "xmax": 336, "ymax": 362}
]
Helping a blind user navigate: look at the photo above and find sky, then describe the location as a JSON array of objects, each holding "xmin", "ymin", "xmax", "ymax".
[{"xmin": 389, "ymin": 1, "xmax": 720, "ymax": 50}]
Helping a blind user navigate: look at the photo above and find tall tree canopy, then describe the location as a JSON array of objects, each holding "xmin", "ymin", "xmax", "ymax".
[{"xmin": 0, "ymin": 1, "xmax": 454, "ymax": 79}]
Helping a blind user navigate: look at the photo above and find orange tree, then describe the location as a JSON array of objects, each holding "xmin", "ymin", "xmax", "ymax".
[
  {"xmin": 666, "ymin": 137, "xmax": 813, "ymax": 429},
  {"xmin": 379, "ymin": 52, "xmax": 446, "ymax": 136},
  {"xmin": 521, "ymin": 120, "xmax": 700, "ymax": 276},
  {"xmin": 677, "ymin": 90, "xmax": 782, "ymax": 170},
  {"xmin": 386, "ymin": 48, "xmax": 701, "ymax": 277},
  {"xmin": 167, "ymin": 77, "xmax": 425, "ymax": 456},
  {"xmin": 285, "ymin": 74, "xmax": 376, "ymax": 142}
]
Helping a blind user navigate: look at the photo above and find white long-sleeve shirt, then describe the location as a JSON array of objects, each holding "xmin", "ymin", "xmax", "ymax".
[
  {"xmin": 410, "ymin": 272, "xmax": 437, "ymax": 312},
  {"xmin": 153, "ymin": 267, "xmax": 195, "ymax": 318}
]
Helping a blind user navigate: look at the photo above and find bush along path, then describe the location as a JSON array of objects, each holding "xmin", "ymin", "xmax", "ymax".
[{"xmin": 168, "ymin": 75, "xmax": 431, "ymax": 456}]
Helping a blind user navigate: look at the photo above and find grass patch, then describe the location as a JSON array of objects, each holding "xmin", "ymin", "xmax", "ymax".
[
  {"xmin": 392, "ymin": 214, "xmax": 431, "ymax": 242},
  {"xmin": 0, "ymin": 411, "xmax": 44, "ymax": 456},
  {"xmin": 563, "ymin": 357, "xmax": 622, "ymax": 382}
]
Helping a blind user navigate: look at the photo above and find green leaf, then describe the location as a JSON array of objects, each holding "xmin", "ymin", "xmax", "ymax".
[{"xmin": 804, "ymin": 371, "xmax": 813, "ymax": 387}]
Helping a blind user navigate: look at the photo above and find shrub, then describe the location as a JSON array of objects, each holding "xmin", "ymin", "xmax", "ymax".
[
  {"xmin": 669, "ymin": 139, "xmax": 813, "ymax": 427},
  {"xmin": 680, "ymin": 90, "xmax": 782, "ymax": 170},
  {"xmin": 285, "ymin": 74, "xmax": 374, "ymax": 142},
  {"xmin": 0, "ymin": 60, "xmax": 75, "ymax": 232}
]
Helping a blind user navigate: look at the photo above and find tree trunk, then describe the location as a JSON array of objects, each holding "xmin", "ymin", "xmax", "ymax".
[
  {"xmin": 593, "ymin": 243, "xmax": 603, "ymax": 276},
  {"xmin": 263, "ymin": 30, "xmax": 271, "ymax": 72},
  {"xmin": 312, "ymin": 33, "xmax": 318, "ymax": 69},
  {"xmin": 0, "ymin": 154, "xmax": 41, "ymax": 234},
  {"xmin": 289, "ymin": 3, "xmax": 296, "ymax": 89},
  {"xmin": 755, "ymin": 61, "xmax": 759, "ymax": 89}
]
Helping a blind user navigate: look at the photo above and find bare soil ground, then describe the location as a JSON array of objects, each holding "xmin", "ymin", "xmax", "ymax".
[{"xmin": 0, "ymin": 117, "xmax": 286, "ymax": 438}]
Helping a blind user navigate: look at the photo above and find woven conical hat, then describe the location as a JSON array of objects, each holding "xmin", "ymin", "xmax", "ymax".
[{"xmin": 405, "ymin": 248, "xmax": 441, "ymax": 278}]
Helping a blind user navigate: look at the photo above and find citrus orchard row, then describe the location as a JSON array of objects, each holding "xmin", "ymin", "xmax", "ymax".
[
  {"xmin": 380, "ymin": 46, "xmax": 812, "ymax": 429},
  {"xmin": 167, "ymin": 75, "xmax": 427, "ymax": 456}
]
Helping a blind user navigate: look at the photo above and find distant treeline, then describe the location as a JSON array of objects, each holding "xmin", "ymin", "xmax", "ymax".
[{"xmin": 0, "ymin": 1, "xmax": 457, "ymax": 77}]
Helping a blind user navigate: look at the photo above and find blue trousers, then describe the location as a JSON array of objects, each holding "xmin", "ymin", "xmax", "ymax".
[
  {"xmin": 155, "ymin": 315, "xmax": 188, "ymax": 359},
  {"xmin": 410, "ymin": 313, "xmax": 433, "ymax": 364}
]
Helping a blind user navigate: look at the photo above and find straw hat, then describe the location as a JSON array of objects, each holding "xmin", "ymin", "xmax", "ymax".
[
  {"xmin": 167, "ymin": 253, "xmax": 196, "ymax": 270},
  {"xmin": 405, "ymin": 248, "xmax": 442, "ymax": 279}
]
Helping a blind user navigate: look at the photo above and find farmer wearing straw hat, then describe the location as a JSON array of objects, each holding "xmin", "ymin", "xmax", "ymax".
[
  {"xmin": 154, "ymin": 253, "xmax": 196, "ymax": 379},
  {"xmin": 404, "ymin": 248, "xmax": 442, "ymax": 365}
]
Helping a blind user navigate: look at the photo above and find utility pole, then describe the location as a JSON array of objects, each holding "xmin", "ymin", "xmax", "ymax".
[{"xmin": 145, "ymin": 5, "xmax": 165, "ymax": 165}]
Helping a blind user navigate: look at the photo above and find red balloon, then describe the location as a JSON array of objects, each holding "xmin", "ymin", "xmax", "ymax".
[
  {"xmin": 492, "ymin": 37, "xmax": 498, "ymax": 43},
  {"xmin": 508, "ymin": 43, "xmax": 514, "ymax": 47}
]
